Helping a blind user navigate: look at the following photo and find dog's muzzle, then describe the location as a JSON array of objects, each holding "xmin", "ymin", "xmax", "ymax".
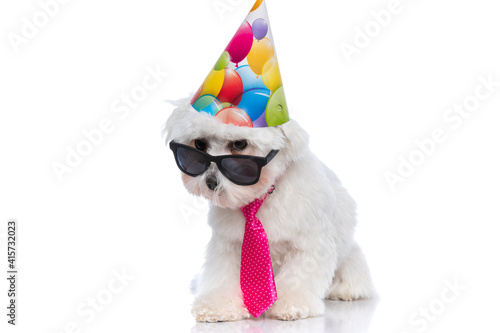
[{"xmin": 206, "ymin": 175, "xmax": 218, "ymax": 191}]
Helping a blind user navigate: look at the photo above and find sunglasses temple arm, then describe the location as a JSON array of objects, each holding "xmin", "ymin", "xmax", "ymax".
[{"xmin": 266, "ymin": 150, "xmax": 279, "ymax": 164}]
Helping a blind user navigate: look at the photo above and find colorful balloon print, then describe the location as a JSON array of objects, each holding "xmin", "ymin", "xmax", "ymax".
[
  {"xmin": 253, "ymin": 110, "xmax": 268, "ymax": 127},
  {"xmin": 235, "ymin": 65, "xmax": 267, "ymax": 91},
  {"xmin": 214, "ymin": 51, "xmax": 230, "ymax": 71},
  {"xmin": 190, "ymin": 0, "xmax": 289, "ymax": 128},
  {"xmin": 266, "ymin": 86, "xmax": 289, "ymax": 126},
  {"xmin": 199, "ymin": 68, "xmax": 225, "ymax": 99},
  {"xmin": 247, "ymin": 38, "xmax": 274, "ymax": 77},
  {"xmin": 262, "ymin": 57, "xmax": 282, "ymax": 92},
  {"xmin": 191, "ymin": 85, "xmax": 203, "ymax": 105},
  {"xmin": 217, "ymin": 68, "xmax": 244, "ymax": 104},
  {"xmin": 225, "ymin": 21, "xmax": 253, "ymax": 66},
  {"xmin": 250, "ymin": 0, "xmax": 263, "ymax": 12},
  {"xmin": 215, "ymin": 107, "xmax": 253, "ymax": 127},
  {"xmin": 252, "ymin": 18, "xmax": 268, "ymax": 41},
  {"xmin": 193, "ymin": 95, "xmax": 222, "ymax": 115},
  {"xmin": 237, "ymin": 88, "xmax": 271, "ymax": 121}
]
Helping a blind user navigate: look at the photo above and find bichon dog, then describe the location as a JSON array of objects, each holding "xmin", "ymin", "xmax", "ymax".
[{"xmin": 163, "ymin": 101, "xmax": 375, "ymax": 322}]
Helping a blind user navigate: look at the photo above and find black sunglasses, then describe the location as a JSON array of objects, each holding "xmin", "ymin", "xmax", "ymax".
[{"xmin": 169, "ymin": 141, "xmax": 279, "ymax": 186}]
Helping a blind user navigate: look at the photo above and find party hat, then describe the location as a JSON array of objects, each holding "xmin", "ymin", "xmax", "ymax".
[{"xmin": 190, "ymin": 0, "xmax": 289, "ymax": 128}]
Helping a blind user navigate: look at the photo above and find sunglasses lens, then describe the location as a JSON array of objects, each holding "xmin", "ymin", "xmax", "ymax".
[
  {"xmin": 176, "ymin": 147, "xmax": 207, "ymax": 175},
  {"xmin": 221, "ymin": 158, "xmax": 259, "ymax": 184}
]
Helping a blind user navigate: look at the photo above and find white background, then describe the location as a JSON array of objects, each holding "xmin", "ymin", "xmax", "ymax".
[{"xmin": 1, "ymin": 0, "xmax": 499, "ymax": 332}]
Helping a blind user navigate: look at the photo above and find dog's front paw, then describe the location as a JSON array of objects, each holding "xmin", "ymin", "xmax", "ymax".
[
  {"xmin": 192, "ymin": 295, "xmax": 250, "ymax": 322},
  {"xmin": 268, "ymin": 294, "xmax": 324, "ymax": 321}
]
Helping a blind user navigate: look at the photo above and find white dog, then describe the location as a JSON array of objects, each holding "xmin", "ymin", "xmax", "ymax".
[{"xmin": 164, "ymin": 101, "xmax": 375, "ymax": 322}]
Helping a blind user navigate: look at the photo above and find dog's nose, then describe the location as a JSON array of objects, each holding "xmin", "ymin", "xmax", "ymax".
[{"xmin": 206, "ymin": 176, "xmax": 218, "ymax": 191}]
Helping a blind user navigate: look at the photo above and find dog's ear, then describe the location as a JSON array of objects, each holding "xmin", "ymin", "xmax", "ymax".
[
  {"xmin": 162, "ymin": 108, "xmax": 183, "ymax": 143},
  {"xmin": 276, "ymin": 119, "xmax": 310, "ymax": 164},
  {"xmin": 162, "ymin": 98, "xmax": 194, "ymax": 143}
]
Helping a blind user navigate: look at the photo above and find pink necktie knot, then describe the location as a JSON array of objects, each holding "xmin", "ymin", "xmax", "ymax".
[{"xmin": 241, "ymin": 198, "xmax": 265, "ymax": 227}]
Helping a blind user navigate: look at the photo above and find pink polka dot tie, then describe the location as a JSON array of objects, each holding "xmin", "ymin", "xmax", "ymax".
[{"xmin": 240, "ymin": 189, "xmax": 277, "ymax": 318}]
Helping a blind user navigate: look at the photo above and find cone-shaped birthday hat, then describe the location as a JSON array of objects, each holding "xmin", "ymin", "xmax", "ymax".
[{"xmin": 191, "ymin": 0, "xmax": 289, "ymax": 128}]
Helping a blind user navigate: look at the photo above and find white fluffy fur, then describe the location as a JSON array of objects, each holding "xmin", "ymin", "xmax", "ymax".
[{"xmin": 164, "ymin": 101, "xmax": 375, "ymax": 322}]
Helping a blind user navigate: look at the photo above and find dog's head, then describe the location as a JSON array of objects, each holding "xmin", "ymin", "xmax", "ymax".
[{"xmin": 163, "ymin": 100, "xmax": 309, "ymax": 209}]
